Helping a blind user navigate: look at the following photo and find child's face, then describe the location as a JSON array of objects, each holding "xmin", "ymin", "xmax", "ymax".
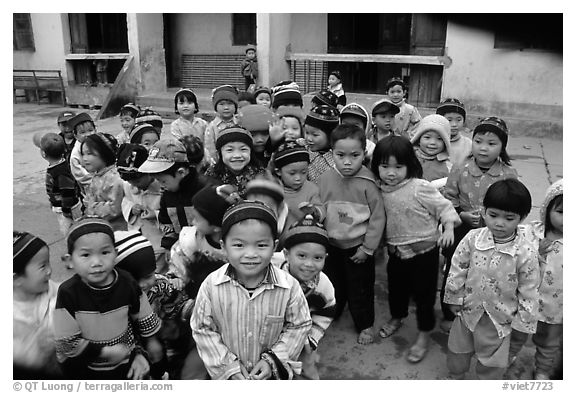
[
  {"xmin": 221, "ymin": 219, "xmax": 277, "ymax": 287},
  {"xmin": 285, "ymin": 242, "xmax": 327, "ymax": 283},
  {"xmin": 277, "ymin": 161, "xmax": 308, "ymax": 191},
  {"xmin": 221, "ymin": 142, "xmax": 251, "ymax": 173},
  {"xmin": 472, "ymin": 132, "xmax": 502, "ymax": 168},
  {"xmin": 332, "ymin": 138, "xmax": 365, "ymax": 177},
  {"xmin": 81, "ymin": 144, "xmax": 106, "ymax": 173},
  {"xmin": 14, "ymin": 246, "xmax": 51, "ymax": 296},
  {"xmin": 191, "ymin": 207, "xmax": 217, "ymax": 236},
  {"xmin": 255, "ymin": 93, "xmax": 271, "ymax": 107},
  {"xmin": 282, "ymin": 117, "xmax": 302, "ymax": 141},
  {"xmin": 444, "ymin": 112, "xmax": 465, "ymax": 137},
  {"xmin": 74, "ymin": 121, "xmax": 96, "ymax": 143},
  {"xmin": 387, "ymin": 85, "xmax": 405, "ymax": 103},
  {"xmin": 177, "ymin": 98, "xmax": 196, "ymax": 118},
  {"xmin": 216, "ymin": 100, "xmax": 235, "ymax": 120},
  {"xmin": 341, "ymin": 115, "xmax": 365, "ymax": 132},
  {"xmin": 128, "ymin": 174, "xmax": 154, "ymax": 191},
  {"xmin": 154, "ymin": 169, "xmax": 186, "ymax": 193},
  {"xmin": 373, "ymin": 112, "xmax": 395, "ymax": 133},
  {"xmin": 328, "ymin": 74, "xmax": 340, "ymax": 87},
  {"xmin": 69, "ymin": 233, "xmax": 117, "ymax": 288},
  {"xmin": 304, "ymin": 125, "xmax": 329, "ymax": 152},
  {"xmin": 139, "ymin": 273, "xmax": 156, "ymax": 292},
  {"xmin": 249, "ymin": 131, "xmax": 269, "ymax": 153},
  {"xmin": 483, "ymin": 207, "xmax": 522, "ymax": 240},
  {"xmin": 419, "ymin": 130, "xmax": 445, "ymax": 156},
  {"xmin": 120, "ymin": 115, "xmax": 135, "ymax": 132},
  {"xmin": 140, "ymin": 131, "xmax": 160, "ymax": 151},
  {"xmin": 378, "ymin": 155, "xmax": 408, "ymax": 186},
  {"xmin": 58, "ymin": 122, "xmax": 74, "ymax": 139},
  {"xmin": 246, "ymin": 49, "xmax": 256, "ymax": 60},
  {"xmin": 549, "ymin": 201, "xmax": 563, "ymax": 234}
]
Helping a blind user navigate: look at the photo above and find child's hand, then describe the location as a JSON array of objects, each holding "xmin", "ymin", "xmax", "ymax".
[
  {"xmin": 269, "ymin": 117, "xmax": 285, "ymax": 144},
  {"xmin": 249, "ymin": 359, "xmax": 272, "ymax": 380},
  {"xmin": 351, "ymin": 248, "xmax": 369, "ymax": 264},
  {"xmin": 460, "ymin": 211, "xmax": 481, "ymax": 228},
  {"xmin": 101, "ymin": 344, "xmax": 130, "ymax": 365},
  {"xmin": 448, "ymin": 305, "xmax": 462, "ymax": 316},
  {"xmin": 127, "ymin": 353, "xmax": 150, "ymax": 380},
  {"xmin": 145, "ymin": 337, "xmax": 164, "ymax": 364},
  {"xmin": 438, "ymin": 227, "xmax": 455, "ymax": 248},
  {"xmin": 131, "ymin": 204, "xmax": 144, "ymax": 216},
  {"xmin": 230, "ymin": 364, "xmax": 250, "ymax": 380},
  {"xmin": 539, "ymin": 238, "xmax": 555, "ymax": 256},
  {"xmin": 169, "ymin": 277, "xmax": 184, "ymax": 290}
]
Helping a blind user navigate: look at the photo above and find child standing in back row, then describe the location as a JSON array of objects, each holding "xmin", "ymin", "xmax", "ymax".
[
  {"xmin": 436, "ymin": 98, "xmax": 472, "ymax": 167},
  {"xmin": 327, "ymin": 70, "xmax": 346, "ymax": 110},
  {"xmin": 370, "ymin": 136, "xmax": 460, "ymax": 363},
  {"xmin": 170, "ymin": 88, "xmax": 208, "ymax": 141},
  {"xmin": 240, "ymin": 44, "xmax": 258, "ymax": 91},
  {"xmin": 386, "ymin": 77, "xmax": 421, "ymax": 139},
  {"xmin": 204, "ymin": 85, "xmax": 240, "ymax": 166},
  {"xmin": 369, "ymin": 97, "xmax": 400, "ymax": 144}
]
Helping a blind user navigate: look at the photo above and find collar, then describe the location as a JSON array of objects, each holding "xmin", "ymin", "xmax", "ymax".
[
  {"xmin": 93, "ymin": 165, "xmax": 116, "ymax": 177},
  {"xmin": 474, "ymin": 227, "xmax": 520, "ymax": 256},
  {"xmin": 47, "ymin": 157, "xmax": 66, "ymax": 169},
  {"xmin": 328, "ymin": 83, "xmax": 343, "ymax": 94},
  {"xmin": 334, "ymin": 165, "xmax": 376, "ymax": 183},
  {"xmin": 467, "ymin": 158, "xmax": 506, "ymax": 177},
  {"xmin": 215, "ymin": 115, "xmax": 237, "ymax": 126},
  {"xmin": 379, "ymin": 178, "xmax": 412, "ymax": 193},
  {"xmin": 82, "ymin": 269, "xmax": 119, "ymax": 291},
  {"xmin": 300, "ymin": 273, "xmax": 320, "ymax": 293},
  {"xmin": 415, "ymin": 147, "xmax": 449, "ymax": 162},
  {"xmin": 215, "ymin": 263, "xmax": 290, "ymax": 289}
]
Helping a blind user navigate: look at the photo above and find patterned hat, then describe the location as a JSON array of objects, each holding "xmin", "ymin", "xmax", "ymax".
[
  {"xmin": 385, "ymin": 77, "xmax": 406, "ymax": 91},
  {"xmin": 371, "ymin": 97, "xmax": 400, "ymax": 117},
  {"xmin": 114, "ymin": 231, "xmax": 155, "ymax": 280},
  {"xmin": 215, "ymin": 126, "xmax": 253, "ymax": 151},
  {"xmin": 273, "ymin": 140, "xmax": 309, "ymax": 168},
  {"xmin": 305, "ymin": 105, "xmax": 340, "ymax": 135},
  {"xmin": 212, "ymin": 85, "xmax": 239, "ymax": 111},
  {"xmin": 66, "ymin": 218, "xmax": 114, "ymax": 254},
  {"xmin": 135, "ymin": 107, "xmax": 163, "ymax": 129},
  {"xmin": 311, "ymin": 90, "xmax": 339, "ymax": 109},
  {"xmin": 116, "ymin": 143, "xmax": 149, "ymax": 178},
  {"xmin": 57, "ymin": 110, "xmax": 76, "ymax": 124},
  {"xmin": 68, "ymin": 112, "xmax": 94, "ymax": 131},
  {"xmin": 120, "ymin": 103, "xmax": 140, "ymax": 118},
  {"xmin": 283, "ymin": 214, "xmax": 329, "ymax": 250},
  {"xmin": 436, "ymin": 98, "xmax": 466, "ymax": 120},
  {"xmin": 238, "ymin": 104, "xmax": 275, "ymax": 132},
  {"xmin": 272, "ymin": 81, "xmax": 303, "ymax": 109},
  {"xmin": 129, "ymin": 123, "xmax": 160, "ymax": 144},
  {"xmin": 13, "ymin": 231, "xmax": 47, "ymax": 274},
  {"xmin": 138, "ymin": 139, "xmax": 189, "ymax": 173},
  {"xmin": 222, "ymin": 200, "xmax": 278, "ymax": 239},
  {"xmin": 246, "ymin": 178, "xmax": 285, "ymax": 203},
  {"xmin": 473, "ymin": 116, "xmax": 509, "ymax": 148}
]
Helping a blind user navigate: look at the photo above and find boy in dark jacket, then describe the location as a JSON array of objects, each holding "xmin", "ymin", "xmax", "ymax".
[{"xmin": 240, "ymin": 44, "xmax": 258, "ymax": 91}]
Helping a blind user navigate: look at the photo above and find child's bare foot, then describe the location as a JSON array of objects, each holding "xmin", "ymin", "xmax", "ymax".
[
  {"xmin": 357, "ymin": 327, "xmax": 374, "ymax": 345},
  {"xmin": 378, "ymin": 318, "xmax": 402, "ymax": 338},
  {"xmin": 406, "ymin": 331, "xmax": 430, "ymax": 363}
]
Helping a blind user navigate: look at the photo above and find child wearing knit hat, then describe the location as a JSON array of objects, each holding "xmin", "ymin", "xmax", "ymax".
[
  {"xmin": 170, "ymin": 88, "xmax": 208, "ymax": 143},
  {"xmin": 436, "ymin": 98, "xmax": 473, "ymax": 166},
  {"xmin": 271, "ymin": 81, "xmax": 303, "ymax": 110},
  {"xmin": 204, "ymin": 125, "xmax": 266, "ymax": 198},
  {"xmin": 278, "ymin": 215, "xmax": 335, "ymax": 380},
  {"xmin": 410, "ymin": 114, "xmax": 453, "ymax": 189},
  {"xmin": 13, "ymin": 231, "xmax": 61, "ymax": 379},
  {"xmin": 116, "ymin": 103, "xmax": 140, "ymax": 145},
  {"xmin": 385, "ymin": 77, "xmax": 422, "ymax": 139},
  {"xmin": 191, "ymin": 200, "xmax": 312, "ymax": 380},
  {"xmin": 304, "ymin": 105, "xmax": 340, "ymax": 184},
  {"xmin": 204, "ymin": 85, "xmax": 240, "ymax": 166},
  {"xmin": 81, "ymin": 132, "xmax": 127, "ymax": 230},
  {"xmin": 254, "ymin": 86, "xmax": 272, "ymax": 108},
  {"xmin": 311, "ymin": 89, "xmax": 339, "ymax": 110},
  {"xmin": 56, "ymin": 218, "xmax": 161, "ymax": 379},
  {"xmin": 129, "ymin": 123, "xmax": 160, "ymax": 151}
]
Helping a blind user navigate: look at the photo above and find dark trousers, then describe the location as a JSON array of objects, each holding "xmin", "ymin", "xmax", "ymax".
[
  {"xmin": 440, "ymin": 222, "xmax": 473, "ymax": 321},
  {"xmin": 323, "ymin": 244, "xmax": 375, "ymax": 332},
  {"xmin": 387, "ymin": 247, "xmax": 439, "ymax": 332},
  {"xmin": 244, "ymin": 76, "xmax": 255, "ymax": 91}
]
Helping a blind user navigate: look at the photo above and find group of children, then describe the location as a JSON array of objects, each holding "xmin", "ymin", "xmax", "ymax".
[{"xmin": 15, "ymin": 69, "xmax": 562, "ymax": 381}]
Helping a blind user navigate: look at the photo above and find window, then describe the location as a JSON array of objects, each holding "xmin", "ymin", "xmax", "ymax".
[
  {"xmin": 13, "ymin": 13, "xmax": 35, "ymax": 51},
  {"xmin": 69, "ymin": 13, "xmax": 128, "ymax": 54},
  {"xmin": 491, "ymin": 14, "xmax": 561, "ymax": 51},
  {"xmin": 232, "ymin": 14, "xmax": 256, "ymax": 46}
]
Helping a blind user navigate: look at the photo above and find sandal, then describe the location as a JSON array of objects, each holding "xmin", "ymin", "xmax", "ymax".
[
  {"xmin": 378, "ymin": 320, "xmax": 402, "ymax": 338},
  {"xmin": 406, "ymin": 344, "xmax": 428, "ymax": 363}
]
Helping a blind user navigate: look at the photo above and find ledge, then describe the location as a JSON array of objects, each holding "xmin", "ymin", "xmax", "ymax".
[
  {"xmin": 286, "ymin": 52, "xmax": 450, "ymax": 66},
  {"xmin": 65, "ymin": 53, "xmax": 130, "ymax": 61}
]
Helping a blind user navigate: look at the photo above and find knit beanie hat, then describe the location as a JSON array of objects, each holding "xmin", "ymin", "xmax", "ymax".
[
  {"xmin": 116, "ymin": 143, "xmax": 149, "ymax": 178},
  {"xmin": 135, "ymin": 108, "xmax": 163, "ymax": 129},
  {"xmin": 114, "ymin": 231, "xmax": 156, "ymax": 280},
  {"xmin": 238, "ymin": 104, "xmax": 275, "ymax": 132},
  {"xmin": 212, "ymin": 85, "xmax": 239, "ymax": 111},
  {"xmin": 192, "ymin": 184, "xmax": 240, "ymax": 227},
  {"xmin": 541, "ymin": 178, "xmax": 563, "ymax": 224},
  {"xmin": 253, "ymin": 86, "xmax": 271, "ymax": 99},
  {"xmin": 222, "ymin": 200, "xmax": 278, "ymax": 240},
  {"xmin": 385, "ymin": 77, "xmax": 406, "ymax": 91},
  {"xmin": 120, "ymin": 103, "xmax": 140, "ymax": 118},
  {"xmin": 57, "ymin": 110, "xmax": 76, "ymax": 124},
  {"xmin": 371, "ymin": 97, "xmax": 400, "ymax": 117},
  {"xmin": 246, "ymin": 178, "xmax": 285, "ymax": 203},
  {"xmin": 473, "ymin": 116, "xmax": 509, "ymax": 149},
  {"xmin": 174, "ymin": 88, "xmax": 199, "ymax": 114},
  {"xmin": 436, "ymin": 98, "xmax": 466, "ymax": 120},
  {"xmin": 129, "ymin": 123, "xmax": 160, "ymax": 144},
  {"xmin": 273, "ymin": 140, "xmax": 309, "ymax": 168},
  {"xmin": 283, "ymin": 214, "xmax": 329, "ymax": 250},
  {"xmin": 410, "ymin": 114, "xmax": 451, "ymax": 155},
  {"xmin": 305, "ymin": 105, "xmax": 340, "ymax": 135},
  {"xmin": 311, "ymin": 90, "xmax": 339, "ymax": 109},
  {"xmin": 84, "ymin": 132, "xmax": 118, "ymax": 166},
  {"xmin": 68, "ymin": 112, "xmax": 94, "ymax": 132},
  {"xmin": 276, "ymin": 106, "xmax": 305, "ymax": 125},
  {"xmin": 33, "ymin": 132, "xmax": 66, "ymax": 158},
  {"xmin": 215, "ymin": 126, "xmax": 254, "ymax": 151},
  {"xmin": 271, "ymin": 81, "xmax": 303, "ymax": 109},
  {"xmin": 340, "ymin": 103, "xmax": 370, "ymax": 134},
  {"xmin": 13, "ymin": 231, "xmax": 47, "ymax": 274},
  {"xmin": 66, "ymin": 218, "xmax": 114, "ymax": 254}
]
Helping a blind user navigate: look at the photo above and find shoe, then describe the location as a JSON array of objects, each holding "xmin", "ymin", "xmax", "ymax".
[
  {"xmin": 378, "ymin": 320, "xmax": 402, "ymax": 338},
  {"xmin": 406, "ymin": 344, "xmax": 428, "ymax": 363}
]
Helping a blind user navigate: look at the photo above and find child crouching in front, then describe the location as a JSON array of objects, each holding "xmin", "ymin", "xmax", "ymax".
[
  {"xmin": 13, "ymin": 231, "xmax": 61, "ymax": 379},
  {"xmin": 371, "ymin": 136, "xmax": 460, "ymax": 363},
  {"xmin": 191, "ymin": 200, "xmax": 312, "ymax": 379},
  {"xmin": 279, "ymin": 215, "xmax": 336, "ymax": 380},
  {"xmin": 54, "ymin": 218, "xmax": 162, "ymax": 380},
  {"xmin": 444, "ymin": 179, "xmax": 540, "ymax": 379}
]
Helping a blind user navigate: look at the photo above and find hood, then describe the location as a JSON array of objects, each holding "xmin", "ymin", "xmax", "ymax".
[
  {"xmin": 410, "ymin": 114, "xmax": 451, "ymax": 156},
  {"xmin": 540, "ymin": 178, "xmax": 563, "ymax": 223}
]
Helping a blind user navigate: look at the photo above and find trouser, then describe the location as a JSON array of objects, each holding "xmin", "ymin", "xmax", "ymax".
[
  {"xmin": 244, "ymin": 76, "xmax": 255, "ymax": 91},
  {"xmin": 387, "ymin": 247, "xmax": 439, "ymax": 332},
  {"xmin": 323, "ymin": 244, "xmax": 375, "ymax": 332},
  {"xmin": 509, "ymin": 322, "xmax": 563, "ymax": 377},
  {"xmin": 440, "ymin": 222, "xmax": 473, "ymax": 321}
]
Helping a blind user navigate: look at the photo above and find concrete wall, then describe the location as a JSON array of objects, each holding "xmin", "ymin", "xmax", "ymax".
[
  {"xmin": 129, "ymin": 13, "xmax": 166, "ymax": 93},
  {"xmin": 442, "ymin": 21, "xmax": 562, "ymax": 137},
  {"xmin": 13, "ymin": 14, "xmax": 69, "ymax": 81},
  {"xmin": 290, "ymin": 14, "xmax": 327, "ymax": 53}
]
